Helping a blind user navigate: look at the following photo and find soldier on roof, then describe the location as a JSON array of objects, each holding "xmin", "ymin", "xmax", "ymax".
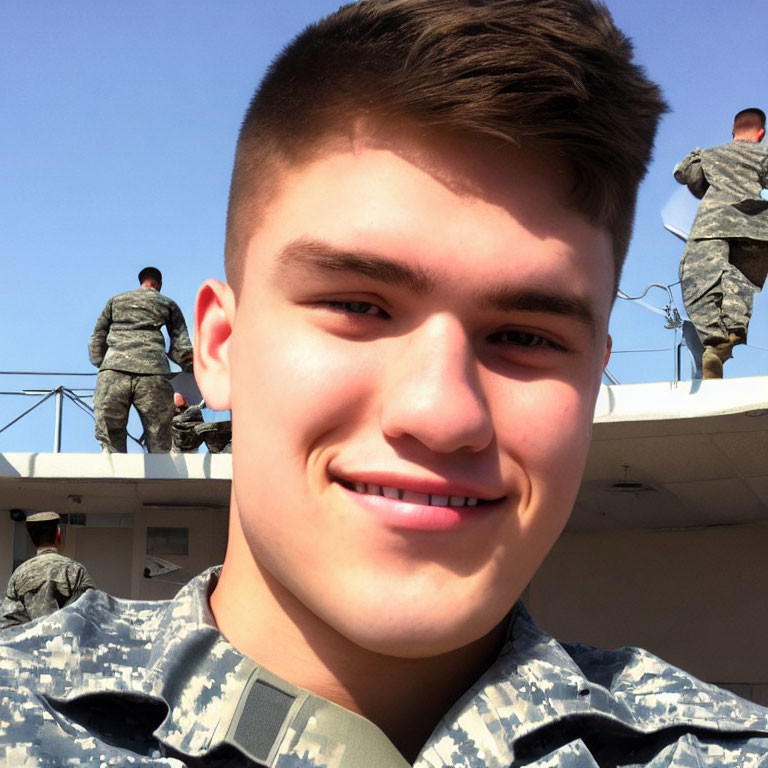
[
  {"xmin": 88, "ymin": 267, "xmax": 193, "ymax": 452},
  {"xmin": 675, "ymin": 108, "xmax": 768, "ymax": 378}
]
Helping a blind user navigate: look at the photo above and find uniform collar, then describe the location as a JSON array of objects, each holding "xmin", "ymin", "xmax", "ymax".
[
  {"xmin": 52, "ymin": 570, "xmax": 768, "ymax": 766},
  {"xmin": 416, "ymin": 603, "xmax": 768, "ymax": 766},
  {"xmin": 147, "ymin": 570, "xmax": 411, "ymax": 766}
]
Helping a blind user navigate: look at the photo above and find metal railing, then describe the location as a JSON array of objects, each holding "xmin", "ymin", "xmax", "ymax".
[
  {"xmin": 610, "ymin": 282, "xmax": 689, "ymax": 385},
  {"xmin": 0, "ymin": 373, "xmax": 142, "ymax": 453}
]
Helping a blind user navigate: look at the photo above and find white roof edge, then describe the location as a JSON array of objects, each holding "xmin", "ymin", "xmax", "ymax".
[
  {"xmin": 0, "ymin": 452, "xmax": 232, "ymax": 481},
  {"xmin": 3, "ymin": 377, "xmax": 768, "ymax": 477},
  {"xmin": 594, "ymin": 375, "xmax": 768, "ymax": 422}
]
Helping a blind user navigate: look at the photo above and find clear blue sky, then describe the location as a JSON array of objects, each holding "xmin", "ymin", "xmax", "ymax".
[{"xmin": 1, "ymin": 0, "xmax": 767, "ymax": 452}]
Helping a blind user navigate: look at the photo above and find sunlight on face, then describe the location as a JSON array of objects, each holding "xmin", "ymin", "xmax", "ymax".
[{"xmin": 210, "ymin": 131, "xmax": 614, "ymax": 658}]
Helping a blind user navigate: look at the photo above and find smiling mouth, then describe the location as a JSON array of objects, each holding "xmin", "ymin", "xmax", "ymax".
[{"xmin": 336, "ymin": 479, "xmax": 499, "ymax": 508}]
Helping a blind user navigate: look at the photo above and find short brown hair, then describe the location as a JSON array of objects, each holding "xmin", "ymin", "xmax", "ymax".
[
  {"xmin": 733, "ymin": 107, "xmax": 766, "ymax": 133},
  {"xmin": 226, "ymin": 0, "xmax": 667, "ymax": 290}
]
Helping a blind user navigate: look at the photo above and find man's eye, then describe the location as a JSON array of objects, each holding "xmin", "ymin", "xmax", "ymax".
[
  {"xmin": 326, "ymin": 300, "xmax": 388, "ymax": 318},
  {"xmin": 489, "ymin": 330, "xmax": 560, "ymax": 349}
]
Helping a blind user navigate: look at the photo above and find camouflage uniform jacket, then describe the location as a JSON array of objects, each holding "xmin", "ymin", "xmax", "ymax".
[
  {"xmin": 0, "ymin": 548, "xmax": 95, "ymax": 629},
  {"xmin": 1, "ymin": 568, "xmax": 767, "ymax": 767},
  {"xmin": 88, "ymin": 287, "xmax": 193, "ymax": 375},
  {"xmin": 674, "ymin": 140, "xmax": 768, "ymax": 240}
]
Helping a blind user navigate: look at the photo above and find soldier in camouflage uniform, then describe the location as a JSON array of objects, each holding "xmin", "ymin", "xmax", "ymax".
[
  {"xmin": 674, "ymin": 108, "xmax": 768, "ymax": 378},
  {"xmin": 89, "ymin": 266, "xmax": 194, "ymax": 452},
  {"xmin": 0, "ymin": 512, "xmax": 94, "ymax": 629},
  {"xmin": 3, "ymin": 2, "xmax": 768, "ymax": 766}
]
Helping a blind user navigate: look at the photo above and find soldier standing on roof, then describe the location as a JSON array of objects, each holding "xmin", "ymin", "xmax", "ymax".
[
  {"xmin": 88, "ymin": 267, "xmax": 193, "ymax": 452},
  {"xmin": 674, "ymin": 107, "xmax": 768, "ymax": 378},
  {"xmin": 0, "ymin": 512, "xmax": 95, "ymax": 629}
]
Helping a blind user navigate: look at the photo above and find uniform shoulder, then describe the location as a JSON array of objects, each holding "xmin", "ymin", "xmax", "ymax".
[
  {"xmin": 109, "ymin": 288, "xmax": 144, "ymax": 301},
  {"xmin": 562, "ymin": 637, "xmax": 768, "ymax": 729},
  {"xmin": 705, "ymin": 139, "xmax": 766, "ymax": 157},
  {"xmin": 155, "ymin": 291, "xmax": 182, "ymax": 309}
]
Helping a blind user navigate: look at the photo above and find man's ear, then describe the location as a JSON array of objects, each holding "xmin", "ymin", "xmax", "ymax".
[
  {"xmin": 194, "ymin": 279, "xmax": 236, "ymax": 411},
  {"xmin": 758, "ymin": 128, "xmax": 766, "ymax": 143},
  {"xmin": 603, "ymin": 333, "xmax": 612, "ymax": 369}
]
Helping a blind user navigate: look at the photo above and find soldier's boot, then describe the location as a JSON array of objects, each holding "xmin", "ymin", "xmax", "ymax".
[
  {"xmin": 702, "ymin": 338, "xmax": 737, "ymax": 379},
  {"xmin": 701, "ymin": 347, "xmax": 724, "ymax": 379},
  {"xmin": 728, "ymin": 328, "xmax": 746, "ymax": 348}
]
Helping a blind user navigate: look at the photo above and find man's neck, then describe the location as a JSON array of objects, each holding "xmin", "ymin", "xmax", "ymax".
[{"xmin": 210, "ymin": 545, "xmax": 505, "ymax": 762}]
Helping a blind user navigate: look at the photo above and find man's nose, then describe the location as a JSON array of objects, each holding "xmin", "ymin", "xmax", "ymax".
[{"xmin": 379, "ymin": 315, "xmax": 494, "ymax": 454}]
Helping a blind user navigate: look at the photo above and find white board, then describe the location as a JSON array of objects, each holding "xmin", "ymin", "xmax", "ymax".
[{"xmin": 661, "ymin": 185, "xmax": 700, "ymax": 242}]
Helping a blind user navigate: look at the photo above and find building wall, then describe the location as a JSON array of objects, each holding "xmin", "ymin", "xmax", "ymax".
[
  {"xmin": 0, "ymin": 514, "xmax": 13, "ymax": 583},
  {"xmin": 131, "ymin": 506, "xmax": 228, "ymax": 601},
  {"xmin": 528, "ymin": 523, "xmax": 768, "ymax": 706},
  {"xmin": 0, "ymin": 507, "xmax": 228, "ymax": 603},
  {"xmin": 71, "ymin": 526, "xmax": 134, "ymax": 598}
]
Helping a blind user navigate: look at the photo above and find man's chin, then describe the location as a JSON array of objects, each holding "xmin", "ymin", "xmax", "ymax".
[{"xmin": 321, "ymin": 600, "xmax": 510, "ymax": 661}]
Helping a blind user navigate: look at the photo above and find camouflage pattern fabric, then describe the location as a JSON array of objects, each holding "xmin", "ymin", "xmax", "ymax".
[
  {"xmin": 0, "ymin": 548, "xmax": 95, "ymax": 629},
  {"xmin": 679, "ymin": 237, "xmax": 768, "ymax": 344},
  {"xmin": 94, "ymin": 369, "xmax": 175, "ymax": 453},
  {"xmin": 674, "ymin": 140, "xmax": 768, "ymax": 344},
  {"xmin": 1, "ymin": 569, "xmax": 767, "ymax": 766},
  {"xmin": 674, "ymin": 141, "xmax": 768, "ymax": 240},
  {"xmin": 88, "ymin": 288, "xmax": 193, "ymax": 375},
  {"xmin": 173, "ymin": 407, "xmax": 232, "ymax": 454},
  {"xmin": 172, "ymin": 403, "xmax": 206, "ymax": 452},
  {"xmin": 199, "ymin": 420, "xmax": 232, "ymax": 454}
]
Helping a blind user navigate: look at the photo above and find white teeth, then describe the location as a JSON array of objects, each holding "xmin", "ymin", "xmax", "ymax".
[
  {"xmin": 349, "ymin": 482, "xmax": 480, "ymax": 507},
  {"xmin": 402, "ymin": 490, "xmax": 430, "ymax": 505}
]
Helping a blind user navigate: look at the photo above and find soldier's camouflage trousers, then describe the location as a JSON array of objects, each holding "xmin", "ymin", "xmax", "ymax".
[
  {"xmin": 93, "ymin": 370, "xmax": 175, "ymax": 453},
  {"xmin": 679, "ymin": 237, "xmax": 768, "ymax": 345}
]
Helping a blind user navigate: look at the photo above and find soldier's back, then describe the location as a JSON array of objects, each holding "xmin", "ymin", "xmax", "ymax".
[
  {"xmin": 7, "ymin": 551, "xmax": 94, "ymax": 622},
  {"xmin": 701, "ymin": 140, "xmax": 768, "ymax": 201}
]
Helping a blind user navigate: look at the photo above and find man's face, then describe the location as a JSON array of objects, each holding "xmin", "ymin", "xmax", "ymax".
[{"xmin": 207, "ymin": 132, "xmax": 613, "ymax": 658}]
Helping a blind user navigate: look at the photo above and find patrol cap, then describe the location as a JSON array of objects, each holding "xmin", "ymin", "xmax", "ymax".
[{"xmin": 25, "ymin": 511, "xmax": 60, "ymax": 524}]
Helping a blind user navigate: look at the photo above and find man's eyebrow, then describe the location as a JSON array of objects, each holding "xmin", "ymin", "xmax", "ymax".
[
  {"xmin": 479, "ymin": 287, "xmax": 598, "ymax": 333},
  {"xmin": 276, "ymin": 239, "xmax": 435, "ymax": 294}
]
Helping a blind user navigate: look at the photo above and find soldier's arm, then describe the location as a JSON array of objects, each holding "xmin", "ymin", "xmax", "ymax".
[
  {"xmin": 673, "ymin": 148, "xmax": 708, "ymax": 199},
  {"xmin": 167, "ymin": 302, "xmax": 194, "ymax": 371},
  {"xmin": 759, "ymin": 153, "xmax": 768, "ymax": 190},
  {"xmin": 88, "ymin": 299, "xmax": 113, "ymax": 368},
  {"xmin": 63, "ymin": 563, "xmax": 96, "ymax": 605},
  {"xmin": 0, "ymin": 581, "xmax": 30, "ymax": 629}
]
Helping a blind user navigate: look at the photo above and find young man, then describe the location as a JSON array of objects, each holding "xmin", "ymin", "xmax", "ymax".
[
  {"xmin": 675, "ymin": 108, "xmax": 768, "ymax": 378},
  {"xmin": 89, "ymin": 267, "xmax": 194, "ymax": 452},
  {"xmin": 0, "ymin": 512, "xmax": 95, "ymax": 629},
  {"xmin": 2, "ymin": 2, "xmax": 768, "ymax": 765}
]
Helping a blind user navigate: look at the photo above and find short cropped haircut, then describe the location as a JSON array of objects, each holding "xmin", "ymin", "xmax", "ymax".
[
  {"xmin": 226, "ymin": 0, "xmax": 667, "ymax": 291},
  {"xmin": 138, "ymin": 267, "xmax": 163, "ymax": 285},
  {"xmin": 734, "ymin": 108, "xmax": 766, "ymax": 132},
  {"xmin": 26, "ymin": 521, "xmax": 58, "ymax": 548}
]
